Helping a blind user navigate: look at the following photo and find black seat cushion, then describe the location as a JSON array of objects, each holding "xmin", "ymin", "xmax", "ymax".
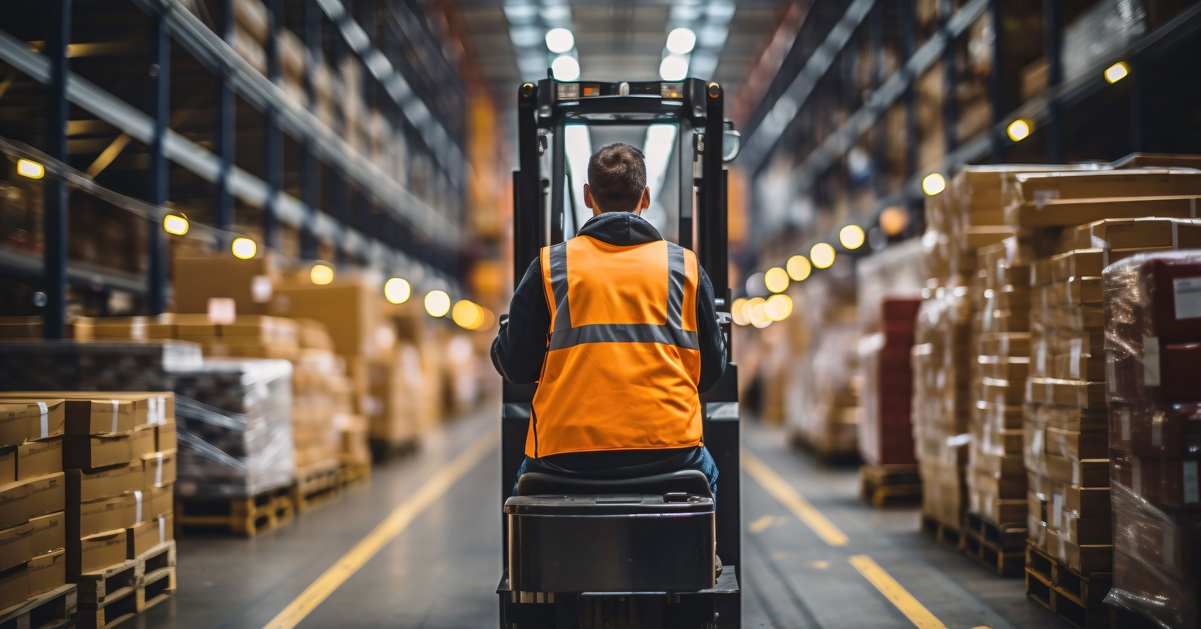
[{"xmin": 516, "ymin": 469, "xmax": 712, "ymax": 499}]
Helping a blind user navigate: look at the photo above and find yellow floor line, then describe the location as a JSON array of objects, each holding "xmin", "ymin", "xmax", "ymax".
[
  {"xmin": 849, "ymin": 554, "xmax": 948, "ymax": 629},
  {"xmin": 742, "ymin": 450, "xmax": 849, "ymax": 547},
  {"xmin": 263, "ymin": 431, "xmax": 498, "ymax": 629}
]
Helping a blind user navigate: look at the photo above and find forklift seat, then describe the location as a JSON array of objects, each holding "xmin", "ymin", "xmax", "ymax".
[{"xmin": 514, "ymin": 469, "xmax": 712, "ymax": 499}]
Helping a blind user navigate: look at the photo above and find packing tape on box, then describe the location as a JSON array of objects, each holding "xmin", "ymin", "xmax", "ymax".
[
  {"xmin": 158, "ymin": 516, "xmax": 165, "ymax": 545},
  {"xmin": 134, "ymin": 490, "xmax": 143, "ymax": 524},
  {"xmin": 154, "ymin": 452, "xmax": 163, "ymax": 486},
  {"xmin": 158, "ymin": 395, "xmax": 168, "ymax": 425},
  {"xmin": 148, "ymin": 397, "xmax": 158, "ymax": 426},
  {"xmin": 111, "ymin": 399, "xmax": 119, "ymax": 433},
  {"xmin": 37, "ymin": 402, "xmax": 48, "ymax": 438}
]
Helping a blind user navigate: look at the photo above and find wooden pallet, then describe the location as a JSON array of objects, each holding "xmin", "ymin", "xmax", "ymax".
[
  {"xmin": 960, "ymin": 512, "xmax": 1026, "ymax": 577},
  {"xmin": 0, "ymin": 584, "xmax": 77, "ymax": 629},
  {"xmin": 368, "ymin": 437, "xmax": 420, "ymax": 463},
  {"xmin": 176, "ymin": 485, "xmax": 294, "ymax": 536},
  {"xmin": 859, "ymin": 464, "xmax": 922, "ymax": 507},
  {"xmin": 75, "ymin": 542, "xmax": 176, "ymax": 629},
  {"xmin": 920, "ymin": 514, "xmax": 962, "ymax": 549},
  {"xmin": 1025, "ymin": 541, "xmax": 1113, "ymax": 628},
  {"xmin": 788, "ymin": 432, "xmax": 860, "ymax": 467},
  {"xmin": 74, "ymin": 558, "xmax": 142, "ymax": 608},
  {"xmin": 290, "ymin": 460, "xmax": 342, "ymax": 512},
  {"xmin": 339, "ymin": 460, "xmax": 371, "ymax": 489}
]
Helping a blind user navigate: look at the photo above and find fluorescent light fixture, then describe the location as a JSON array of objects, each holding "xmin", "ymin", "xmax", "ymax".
[
  {"xmin": 1105, "ymin": 61, "xmax": 1129, "ymax": 84},
  {"xmin": 16, "ymin": 158, "xmax": 44, "ymax": 179},
  {"xmin": 231, "ymin": 237, "xmax": 257, "ymax": 260},
  {"xmin": 1007, "ymin": 119, "xmax": 1032, "ymax": 142},
  {"xmin": 564, "ymin": 125, "xmax": 592, "ymax": 228},
  {"xmin": 162, "ymin": 214, "xmax": 189, "ymax": 236},
  {"xmin": 922, "ymin": 173, "xmax": 946, "ymax": 196},
  {"xmin": 551, "ymin": 55, "xmax": 580, "ymax": 81},
  {"xmin": 424, "ymin": 290, "xmax": 451, "ymax": 317},
  {"xmin": 786, "ymin": 255, "xmax": 811, "ymax": 282},
  {"xmin": 839, "ymin": 225, "xmax": 865, "ymax": 250},
  {"xmin": 659, "ymin": 54, "xmax": 689, "ymax": 81},
  {"xmin": 384, "ymin": 278, "xmax": 411, "ymax": 304},
  {"xmin": 810, "ymin": 243, "xmax": 836, "ymax": 269},
  {"xmin": 764, "ymin": 267, "xmax": 790, "ymax": 293},
  {"xmin": 666, "ymin": 28, "xmax": 696, "ymax": 55},
  {"xmin": 310, "ymin": 263, "xmax": 335, "ymax": 285},
  {"xmin": 545, "ymin": 28, "xmax": 574, "ymax": 53}
]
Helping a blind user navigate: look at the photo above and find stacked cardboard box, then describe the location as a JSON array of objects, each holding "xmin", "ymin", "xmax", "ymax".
[
  {"xmin": 966, "ymin": 238, "xmax": 1032, "ymax": 528},
  {"xmin": 1002, "ymin": 168, "xmax": 1201, "ymax": 578},
  {"xmin": 173, "ymin": 251, "xmax": 279, "ymax": 316},
  {"xmin": 0, "ymin": 400, "xmax": 67, "ymax": 612},
  {"xmin": 172, "ymin": 359, "xmax": 295, "ymax": 498},
  {"xmin": 1103, "ymin": 252, "xmax": 1201, "ymax": 629},
  {"xmin": 0, "ymin": 341, "xmax": 203, "ymax": 392}
]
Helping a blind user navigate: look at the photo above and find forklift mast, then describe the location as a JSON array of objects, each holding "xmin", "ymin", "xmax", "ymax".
[{"xmin": 503, "ymin": 77, "xmax": 741, "ymax": 576}]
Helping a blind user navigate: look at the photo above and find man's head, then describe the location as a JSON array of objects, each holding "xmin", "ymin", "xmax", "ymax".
[{"xmin": 584, "ymin": 143, "xmax": 650, "ymax": 216}]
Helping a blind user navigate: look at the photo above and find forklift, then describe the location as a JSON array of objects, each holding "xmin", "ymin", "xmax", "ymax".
[{"xmin": 498, "ymin": 75, "xmax": 742, "ymax": 629}]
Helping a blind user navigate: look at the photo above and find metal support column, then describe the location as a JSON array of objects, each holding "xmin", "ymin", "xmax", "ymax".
[
  {"xmin": 147, "ymin": 9, "xmax": 170, "ymax": 314},
  {"xmin": 869, "ymin": 2, "xmax": 888, "ymax": 197},
  {"xmin": 299, "ymin": 0, "xmax": 321, "ymax": 260},
  {"xmin": 987, "ymin": 0, "xmax": 1006, "ymax": 161},
  {"xmin": 1044, "ymin": 0, "xmax": 1065, "ymax": 162},
  {"xmin": 43, "ymin": 0, "xmax": 71, "ymax": 338},
  {"xmin": 1129, "ymin": 59, "xmax": 1144, "ymax": 152},
  {"xmin": 902, "ymin": 1, "xmax": 918, "ymax": 182},
  {"xmin": 940, "ymin": 0, "xmax": 959, "ymax": 156},
  {"xmin": 263, "ymin": 0, "xmax": 283, "ymax": 249},
  {"xmin": 215, "ymin": 0, "xmax": 236, "ymax": 247}
]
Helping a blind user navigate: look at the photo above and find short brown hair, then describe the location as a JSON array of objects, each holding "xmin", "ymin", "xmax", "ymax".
[{"xmin": 587, "ymin": 143, "xmax": 647, "ymax": 211}]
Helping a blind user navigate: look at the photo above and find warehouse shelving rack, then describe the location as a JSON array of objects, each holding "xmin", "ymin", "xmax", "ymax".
[
  {"xmin": 738, "ymin": 0, "xmax": 1201, "ymax": 259},
  {"xmin": 0, "ymin": 0, "xmax": 471, "ymax": 336}
]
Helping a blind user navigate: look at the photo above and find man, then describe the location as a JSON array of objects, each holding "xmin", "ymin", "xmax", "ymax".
[{"xmin": 492, "ymin": 142, "xmax": 727, "ymax": 500}]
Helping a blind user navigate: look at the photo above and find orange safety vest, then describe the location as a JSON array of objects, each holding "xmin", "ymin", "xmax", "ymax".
[{"xmin": 528, "ymin": 233, "xmax": 704, "ymax": 458}]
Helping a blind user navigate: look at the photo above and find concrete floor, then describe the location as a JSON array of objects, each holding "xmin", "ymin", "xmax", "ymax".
[{"xmin": 137, "ymin": 406, "xmax": 1066, "ymax": 628}]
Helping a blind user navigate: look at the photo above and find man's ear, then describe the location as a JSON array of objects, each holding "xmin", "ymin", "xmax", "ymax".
[
  {"xmin": 634, "ymin": 187, "xmax": 651, "ymax": 215},
  {"xmin": 584, "ymin": 183, "xmax": 601, "ymax": 217}
]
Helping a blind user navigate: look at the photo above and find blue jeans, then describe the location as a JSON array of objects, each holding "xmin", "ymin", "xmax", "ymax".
[{"xmin": 512, "ymin": 446, "xmax": 719, "ymax": 501}]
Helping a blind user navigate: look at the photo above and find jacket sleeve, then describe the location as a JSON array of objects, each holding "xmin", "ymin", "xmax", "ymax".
[
  {"xmin": 696, "ymin": 264, "xmax": 728, "ymax": 393},
  {"xmin": 491, "ymin": 258, "xmax": 550, "ymax": 385}
]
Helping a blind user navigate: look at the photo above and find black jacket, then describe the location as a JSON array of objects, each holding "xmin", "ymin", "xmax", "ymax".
[{"xmin": 492, "ymin": 211, "xmax": 727, "ymax": 393}]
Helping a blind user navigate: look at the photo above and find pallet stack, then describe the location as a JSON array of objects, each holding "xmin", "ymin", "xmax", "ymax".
[
  {"xmin": 0, "ymin": 399, "xmax": 71, "ymax": 625},
  {"xmin": 1001, "ymin": 168, "xmax": 1201, "ymax": 625},
  {"xmin": 1103, "ymin": 252, "xmax": 1201, "ymax": 629},
  {"xmin": 173, "ymin": 359, "xmax": 297, "ymax": 536}
]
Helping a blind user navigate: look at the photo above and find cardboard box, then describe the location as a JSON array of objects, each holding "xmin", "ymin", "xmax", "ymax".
[
  {"xmin": 155, "ymin": 423, "xmax": 176, "ymax": 453},
  {"xmin": 126, "ymin": 514, "xmax": 173, "ymax": 559},
  {"xmin": 0, "ymin": 448, "xmax": 14, "ymax": 486},
  {"xmin": 270, "ymin": 280, "xmax": 382, "ymax": 358},
  {"xmin": 0, "ymin": 473, "xmax": 65, "ymax": 530},
  {"xmin": 0, "ymin": 512, "xmax": 64, "ymax": 574},
  {"xmin": 0, "ymin": 549, "xmax": 66, "ymax": 611},
  {"xmin": 145, "ymin": 485, "xmax": 172, "ymax": 520},
  {"xmin": 70, "ymin": 531, "xmax": 127, "ymax": 576},
  {"xmin": 17, "ymin": 438, "xmax": 61, "ymax": 480},
  {"xmin": 66, "ymin": 462, "xmax": 143, "ymax": 504},
  {"xmin": 1007, "ymin": 170, "xmax": 1201, "ymax": 207},
  {"xmin": 0, "ymin": 401, "xmax": 66, "ymax": 446},
  {"xmin": 0, "ymin": 393, "xmax": 172, "ymax": 436},
  {"xmin": 1008, "ymin": 196, "xmax": 1201, "ymax": 228},
  {"xmin": 1063, "ymin": 218, "xmax": 1201, "ymax": 254},
  {"xmin": 73, "ymin": 493, "xmax": 143, "ymax": 538},
  {"xmin": 142, "ymin": 450, "xmax": 176, "ymax": 488},
  {"xmin": 63, "ymin": 426, "xmax": 155, "ymax": 470},
  {"xmin": 173, "ymin": 251, "xmax": 279, "ymax": 315}
]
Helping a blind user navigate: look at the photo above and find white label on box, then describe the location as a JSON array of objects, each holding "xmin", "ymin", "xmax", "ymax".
[
  {"xmin": 1052, "ymin": 493, "xmax": 1064, "ymax": 529},
  {"xmin": 252, "ymin": 275, "xmax": 273, "ymax": 303},
  {"xmin": 1144, "ymin": 336, "xmax": 1161, "ymax": 386},
  {"xmin": 208, "ymin": 298, "xmax": 236, "ymax": 325},
  {"xmin": 1185, "ymin": 461, "xmax": 1199, "ymax": 504},
  {"xmin": 134, "ymin": 490, "xmax": 143, "ymax": 524},
  {"xmin": 111, "ymin": 399, "xmax": 119, "ymax": 433},
  {"xmin": 36, "ymin": 402, "xmax": 47, "ymax": 438},
  {"xmin": 1034, "ymin": 190, "xmax": 1059, "ymax": 208},
  {"xmin": 1070, "ymin": 339, "xmax": 1083, "ymax": 379},
  {"xmin": 1172, "ymin": 277, "xmax": 1201, "ymax": 320},
  {"xmin": 130, "ymin": 320, "xmax": 145, "ymax": 339}
]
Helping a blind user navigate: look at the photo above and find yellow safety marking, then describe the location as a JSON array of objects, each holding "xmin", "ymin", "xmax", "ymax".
[
  {"xmin": 748, "ymin": 514, "xmax": 786, "ymax": 534},
  {"xmin": 263, "ymin": 432, "xmax": 498, "ymax": 629},
  {"xmin": 849, "ymin": 554, "xmax": 948, "ymax": 629},
  {"xmin": 742, "ymin": 450, "xmax": 849, "ymax": 546}
]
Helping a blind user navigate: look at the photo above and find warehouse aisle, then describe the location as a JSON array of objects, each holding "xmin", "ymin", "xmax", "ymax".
[{"xmin": 141, "ymin": 408, "xmax": 1065, "ymax": 628}]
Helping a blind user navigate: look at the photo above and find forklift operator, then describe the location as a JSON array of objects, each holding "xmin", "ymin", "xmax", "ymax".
[{"xmin": 492, "ymin": 142, "xmax": 727, "ymax": 500}]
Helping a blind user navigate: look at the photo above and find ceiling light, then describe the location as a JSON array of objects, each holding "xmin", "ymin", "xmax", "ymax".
[
  {"xmin": 545, "ymin": 28, "xmax": 574, "ymax": 53},
  {"xmin": 810, "ymin": 243, "xmax": 836, "ymax": 269},
  {"xmin": 1007, "ymin": 119, "xmax": 1032, "ymax": 142},
  {"xmin": 452, "ymin": 300, "xmax": 484, "ymax": 329},
  {"xmin": 731, "ymin": 298, "xmax": 749, "ymax": 326},
  {"xmin": 666, "ymin": 28, "xmax": 697, "ymax": 55},
  {"xmin": 231, "ymin": 237, "xmax": 257, "ymax": 260},
  {"xmin": 16, "ymin": 158, "xmax": 44, "ymax": 179},
  {"xmin": 384, "ymin": 278, "xmax": 411, "ymax": 304},
  {"xmin": 765, "ymin": 294, "xmax": 793, "ymax": 321},
  {"xmin": 659, "ymin": 54, "xmax": 689, "ymax": 81},
  {"xmin": 764, "ymin": 267, "xmax": 790, "ymax": 294},
  {"xmin": 310, "ymin": 263, "xmax": 334, "ymax": 285},
  {"xmin": 839, "ymin": 225, "xmax": 865, "ymax": 250},
  {"xmin": 551, "ymin": 55, "xmax": 580, "ymax": 81},
  {"xmin": 424, "ymin": 290, "xmax": 451, "ymax": 317},
  {"xmin": 745, "ymin": 272, "xmax": 765, "ymax": 297},
  {"xmin": 1104, "ymin": 61, "xmax": 1129, "ymax": 84},
  {"xmin": 162, "ymin": 214, "xmax": 189, "ymax": 236},
  {"xmin": 880, "ymin": 207, "xmax": 908, "ymax": 236},
  {"xmin": 922, "ymin": 173, "xmax": 946, "ymax": 196},
  {"xmin": 786, "ymin": 255, "xmax": 811, "ymax": 282}
]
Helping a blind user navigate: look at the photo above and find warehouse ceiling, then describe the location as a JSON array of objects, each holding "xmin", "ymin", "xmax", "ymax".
[{"xmin": 451, "ymin": 0, "xmax": 788, "ymax": 112}]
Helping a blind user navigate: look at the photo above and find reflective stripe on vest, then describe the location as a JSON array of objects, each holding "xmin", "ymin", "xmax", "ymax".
[{"xmin": 529, "ymin": 235, "xmax": 703, "ymax": 458}]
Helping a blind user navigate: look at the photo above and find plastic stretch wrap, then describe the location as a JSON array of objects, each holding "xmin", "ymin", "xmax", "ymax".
[
  {"xmin": 798, "ymin": 323, "xmax": 861, "ymax": 455},
  {"xmin": 0, "ymin": 341, "xmax": 202, "ymax": 391},
  {"xmin": 1062, "ymin": 0, "xmax": 1146, "ymax": 85},
  {"xmin": 1105, "ymin": 483, "xmax": 1201, "ymax": 629},
  {"xmin": 172, "ymin": 358, "xmax": 295, "ymax": 498},
  {"xmin": 858, "ymin": 297, "xmax": 921, "ymax": 467}
]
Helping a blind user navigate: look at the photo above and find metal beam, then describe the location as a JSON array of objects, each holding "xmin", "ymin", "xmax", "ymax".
[
  {"xmin": 43, "ymin": 0, "xmax": 70, "ymax": 338},
  {"xmin": 147, "ymin": 8, "xmax": 169, "ymax": 314},
  {"xmin": 215, "ymin": 0, "xmax": 235, "ymax": 247}
]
